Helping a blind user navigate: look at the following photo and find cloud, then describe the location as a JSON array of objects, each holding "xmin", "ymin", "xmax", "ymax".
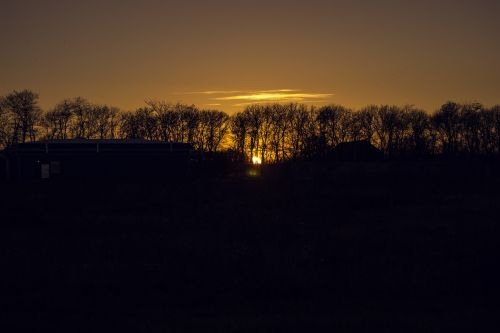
[
  {"xmin": 179, "ymin": 89, "xmax": 301, "ymax": 95},
  {"xmin": 232, "ymin": 99, "xmax": 332, "ymax": 107},
  {"xmin": 175, "ymin": 89, "xmax": 334, "ymax": 108},
  {"xmin": 214, "ymin": 92, "xmax": 334, "ymax": 102},
  {"xmin": 180, "ymin": 90, "xmax": 245, "ymax": 95},
  {"xmin": 250, "ymin": 89, "xmax": 301, "ymax": 93}
]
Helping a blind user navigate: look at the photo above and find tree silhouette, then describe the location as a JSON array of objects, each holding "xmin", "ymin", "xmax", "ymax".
[
  {"xmin": 286, "ymin": 104, "xmax": 313, "ymax": 160},
  {"xmin": 201, "ymin": 110, "xmax": 229, "ymax": 153},
  {"xmin": 230, "ymin": 112, "xmax": 248, "ymax": 161},
  {"xmin": 42, "ymin": 99, "xmax": 74, "ymax": 139},
  {"xmin": 316, "ymin": 105, "xmax": 353, "ymax": 148},
  {"xmin": 432, "ymin": 102, "xmax": 462, "ymax": 155},
  {"xmin": 489, "ymin": 105, "xmax": 500, "ymax": 154},
  {"xmin": 68, "ymin": 97, "xmax": 93, "ymax": 139},
  {"xmin": 404, "ymin": 107, "xmax": 432, "ymax": 155},
  {"xmin": 2, "ymin": 90, "xmax": 41, "ymax": 144},
  {"xmin": 0, "ymin": 97, "xmax": 11, "ymax": 147},
  {"xmin": 1, "ymin": 89, "xmax": 499, "ymax": 161}
]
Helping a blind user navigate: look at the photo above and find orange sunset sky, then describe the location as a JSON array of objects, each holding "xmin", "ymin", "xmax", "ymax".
[{"xmin": 1, "ymin": 0, "xmax": 499, "ymax": 113}]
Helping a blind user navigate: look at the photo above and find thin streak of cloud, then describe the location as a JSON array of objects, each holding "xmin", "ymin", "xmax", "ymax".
[
  {"xmin": 297, "ymin": 100, "xmax": 331, "ymax": 104},
  {"xmin": 232, "ymin": 101, "xmax": 281, "ymax": 107},
  {"xmin": 215, "ymin": 93, "xmax": 334, "ymax": 102},
  {"xmin": 254, "ymin": 89, "xmax": 301, "ymax": 93},
  {"xmin": 179, "ymin": 90, "xmax": 245, "ymax": 95},
  {"xmin": 232, "ymin": 99, "xmax": 332, "ymax": 107},
  {"xmin": 177, "ymin": 89, "xmax": 302, "ymax": 95}
]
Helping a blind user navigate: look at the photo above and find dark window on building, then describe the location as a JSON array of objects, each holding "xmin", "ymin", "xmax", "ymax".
[
  {"xmin": 41, "ymin": 164, "xmax": 50, "ymax": 179},
  {"xmin": 50, "ymin": 161, "xmax": 61, "ymax": 175}
]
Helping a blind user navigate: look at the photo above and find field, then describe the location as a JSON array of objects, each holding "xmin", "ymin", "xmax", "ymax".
[{"xmin": 2, "ymin": 158, "xmax": 500, "ymax": 331}]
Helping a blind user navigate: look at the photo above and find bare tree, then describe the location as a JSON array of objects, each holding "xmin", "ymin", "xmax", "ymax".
[
  {"xmin": 286, "ymin": 104, "xmax": 313, "ymax": 159},
  {"xmin": 177, "ymin": 104, "xmax": 200, "ymax": 145},
  {"xmin": 404, "ymin": 107, "xmax": 431, "ymax": 155},
  {"xmin": 230, "ymin": 112, "xmax": 248, "ymax": 160},
  {"xmin": 459, "ymin": 102, "xmax": 483, "ymax": 154},
  {"xmin": 432, "ymin": 102, "xmax": 462, "ymax": 154},
  {"xmin": 269, "ymin": 104, "xmax": 287, "ymax": 162},
  {"xmin": 317, "ymin": 105, "xmax": 353, "ymax": 148},
  {"xmin": 0, "ymin": 96, "xmax": 11, "ymax": 148},
  {"xmin": 3, "ymin": 90, "xmax": 41, "ymax": 143},
  {"xmin": 133, "ymin": 107, "xmax": 158, "ymax": 140},
  {"xmin": 119, "ymin": 111, "xmax": 141, "ymax": 139},
  {"xmin": 148, "ymin": 101, "xmax": 179, "ymax": 142},
  {"xmin": 41, "ymin": 99, "xmax": 74, "ymax": 139},
  {"xmin": 68, "ymin": 97, "xmax": 93, "ymax": 138},
  {"xmin": 258, "ymin": 106, "xmax": 274, "ymax": 163},
  {"xmin": 203, "ymin": 110, "xmax": 229, "ymax": 153},
  {"xmin": 357, "ymin": 105, "xmax": 377, "ymax": 142},
  {"xmin": 244, "ymin": 105, "xmax": 263, "ymax": 159},
  {"xmin": 490, "ymin": 105, "xmax": 500, "ymax": 154},
  {"xmin": 93, "ymin": 105, "xmax": 120, "ymax": 139},
  {"xmin": 476, "ymin": 105, "xmax": 500, "ymax": 155},
  {"xmin": 372, "ymin": 105, "xmax": 405, "ymax": 155}
]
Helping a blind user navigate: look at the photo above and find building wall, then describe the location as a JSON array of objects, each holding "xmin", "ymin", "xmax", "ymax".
[
  {"xmin": 0, "ymin": 154, "xmax": 8, "ymax": 181},
  {"xmin": 7, "ymin": 150, "xmax": 192, "ymax": 181}
]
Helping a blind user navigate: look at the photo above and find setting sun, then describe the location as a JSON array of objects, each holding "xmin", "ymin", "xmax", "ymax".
[{"xmin": 252, "ymin": 156, "xmax": 262, "ymax": 165}]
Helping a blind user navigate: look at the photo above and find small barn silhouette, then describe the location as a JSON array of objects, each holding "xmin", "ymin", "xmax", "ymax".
[
  {"xmin": 331, "ymin": 140, "xmax": 384, "ymax": 162},
  {"xmin": 1, "ymin": 139, "xmax": 194, "ymax": 181}
]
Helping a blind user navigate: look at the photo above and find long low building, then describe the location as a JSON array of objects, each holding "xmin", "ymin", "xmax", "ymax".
[{"xmin": 0, "ymin": 139, "xmax": 194, "ymax": 181}]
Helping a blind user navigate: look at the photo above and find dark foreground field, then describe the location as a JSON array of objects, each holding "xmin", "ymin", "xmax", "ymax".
[{"xmin": 2, "ymin": 159, "xmax": 500, "ymax": 332}]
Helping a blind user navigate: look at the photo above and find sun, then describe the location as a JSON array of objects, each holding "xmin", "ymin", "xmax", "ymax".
[{"xmin": 252, "ymin": 156, "xmax": 262, "ymax": 165}]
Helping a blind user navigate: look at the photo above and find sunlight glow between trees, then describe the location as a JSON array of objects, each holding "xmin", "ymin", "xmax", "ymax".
[{"xmin": 252, "ymin": 156, "xmax": 262, "ymax": 165}]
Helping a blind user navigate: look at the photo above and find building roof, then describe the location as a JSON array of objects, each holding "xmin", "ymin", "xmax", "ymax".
[
  {"xmin": 331, "ymin": 140, "xmax": 383, "ymax": 161},
  {"xmin": 4, "ymin": 139, "xmax": 193, "ymax": 154}
]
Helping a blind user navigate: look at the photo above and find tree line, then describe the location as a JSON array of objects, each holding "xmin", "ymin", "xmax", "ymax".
[{"xmin": 1, "ymin": 89, "xmax": 499, "ymax": 162}]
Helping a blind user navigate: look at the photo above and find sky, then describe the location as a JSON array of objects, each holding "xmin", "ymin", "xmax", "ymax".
[{"xmin": 1, "ymin": 0, "xmax": 499, "ymax": 113}]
